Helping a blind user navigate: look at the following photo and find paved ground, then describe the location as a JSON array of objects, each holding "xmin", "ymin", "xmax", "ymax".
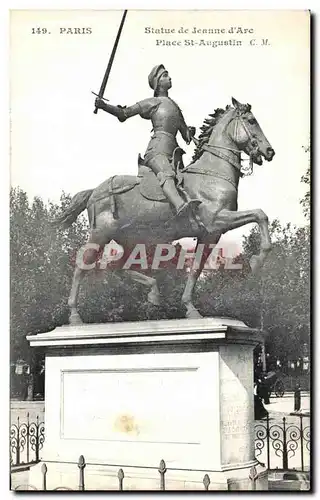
[
  {"xmin": 266, "ymin": 393, "xmax": 310, "ymax": 416},
  {"xmin": 10, "ymin": 401, "xmax": 45, "ymax": 425}
]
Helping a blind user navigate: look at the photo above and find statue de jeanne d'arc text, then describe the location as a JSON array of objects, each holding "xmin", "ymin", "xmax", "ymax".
[{"xmin": 53, "ymin": 11, "xmax": 275, "ymax": 325}]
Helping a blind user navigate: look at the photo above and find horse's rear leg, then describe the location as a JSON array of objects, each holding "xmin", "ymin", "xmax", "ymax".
[
  {"xmin": 181, "ymin": 237, "xmax": 220, "ymax": 318},
  {"xmin": 68, "ymin": 242, "xmax": 101, "ymax": 325},
  {"xmin": 125, "ymin": 270, "xmax": 161, "ymax": 306},
  {"xmin": 68, "ymin": 265, "xmax": 85, "ymax": 325},
  {"xmin": 68, "ymin": 217, "xmax": 116, "ymax": 325}
]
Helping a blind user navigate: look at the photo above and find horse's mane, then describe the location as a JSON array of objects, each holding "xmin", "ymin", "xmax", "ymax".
[{"xmin": 191, "ymin": 105, "xmax": 231, "ymax": 163}]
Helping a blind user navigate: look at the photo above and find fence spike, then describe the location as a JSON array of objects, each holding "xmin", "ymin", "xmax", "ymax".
[
  {"xmin": 203, "ymin": 474, "xmax": 210, "ymax": 490},
  {"xmin": 282, "ymin": 417, "xmax": 288, "ymax": 469},
  {"xmin": 299, "ymin": 414, "xmax": 304, "ymax": 472},
  {"xmin": 118, "ymin": 468, "xmax": 124, "ymax": 490},
  {"xmin": 26, "ymin": 417, "xmax": 30, "ymax": 464},
  {"xmin": 41, "ymin": 463, "xmax": 47, "ymax": 491},
  {"xmin": 249, "ymin": 465, "xmax": 257, "ymax": 480},
  {"xmin": 35, "ymin": 419, "xmax": 40, "ymax": 462},
  {"xmin": 158, "ymin": 459, "xmax": 167, "ymax": 490},
  {"xmin": 249, "ymin": 465, "xmax": 258, "ymax": 491},
  {"xmin": 159, "ymin": 459, "xmax": 166, "ymax": 473},
  {"xmin": 266, "ymin": 413, "xmax": 270, "ymax": 470},
  {"xmin": 78, "ymin": 455, "xmax": 86, "ymax": 491},
  {"xmin": 16, "ymin": 418, "xmax": 20, "ymax": 465}
]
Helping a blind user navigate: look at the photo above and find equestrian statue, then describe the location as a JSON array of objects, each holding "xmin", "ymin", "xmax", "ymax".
[
  {"xmin": 53, "ymin": 12, "xmax": 275, "ymax": 324},
  {"xmin": 53, "ymin": 62, "xmax": 275, "ymax": 324}
]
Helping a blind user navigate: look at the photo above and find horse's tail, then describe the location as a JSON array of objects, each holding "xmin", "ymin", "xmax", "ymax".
[{"xmin": 51, "ymin": 189, "xmax": 93, "ymax": 228}]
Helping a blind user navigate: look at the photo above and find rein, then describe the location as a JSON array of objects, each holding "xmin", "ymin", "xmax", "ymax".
[
  {"xmin": 181, "ymin": 138, "xmax": 241, "ymax": 189},
  {"xmin": 234, "ymin": 114, "xmax": 258, "ymax": 175},
  {"xmin": 185, "ymin": 111, "xmax": 259, "ymax": 180},
  {"xmin": 201, "ymin": 143, "xmax": 242, "ymax": 174}
]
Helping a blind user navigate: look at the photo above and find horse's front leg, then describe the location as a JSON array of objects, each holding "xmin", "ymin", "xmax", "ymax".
[
  {"xmin": 181, "ymin": 238, "xmax": 220, "ymax": 319},
  {"xmin": 214, "ymin": 208, "xmax": 272, "ymax": 272},
  {"xmin": 125, "ymin": 270, "xmax": 161, "ymax": 306}
]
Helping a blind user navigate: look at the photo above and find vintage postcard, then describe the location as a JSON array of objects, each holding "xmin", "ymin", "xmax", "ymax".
[{"xmin": 9, "ymin": 9, "xmax": 310, "ymax": 491}]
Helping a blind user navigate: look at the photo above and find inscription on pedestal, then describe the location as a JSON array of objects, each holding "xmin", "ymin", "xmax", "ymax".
[
  {"xmin": 60, "ymin": 368, "xmax": 204, "ymax": 444},
  {"xmin": 219, "ymin": 346, "xmax": 254, "ymax": 464}
]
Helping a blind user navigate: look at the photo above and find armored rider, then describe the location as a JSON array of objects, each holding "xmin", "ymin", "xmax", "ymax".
[{"xmin": 94, "ymin": 64, "xmax": 201, "ymax": 217}]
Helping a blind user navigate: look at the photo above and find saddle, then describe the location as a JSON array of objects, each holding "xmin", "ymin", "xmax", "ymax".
[
  {"xmin": 137, "ymin": 156, "xmax": 166, "ymax": 202},
  {"xmin": 137, "ymin": 148, "xmax": 186, "ymax": 202},
  {"xmin": 88, "ymin": 150, "xmax": 187, "ymax": 217}
]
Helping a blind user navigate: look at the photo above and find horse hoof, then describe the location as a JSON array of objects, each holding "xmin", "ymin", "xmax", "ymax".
[
  {"xmin": 185, "ymin": 307, "xmax": 203, "ymax": 319},
  {"xmin": 147, "ymin": 290, "xmax": 161, "ymax": 306},
  {"xmin": 69, "ymin": 311, "xmax": 83, "ymax": 326}
]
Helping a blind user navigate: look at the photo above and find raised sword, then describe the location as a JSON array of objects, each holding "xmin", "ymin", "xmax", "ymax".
[{"xmin": 93, "ymin": 10, "xmax": 128, "ymax": 114}]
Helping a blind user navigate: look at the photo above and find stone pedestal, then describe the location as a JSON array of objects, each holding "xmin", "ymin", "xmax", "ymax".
[{"xmin": 27, "ymin": 317, "xmax": 267, "ymax": 490}]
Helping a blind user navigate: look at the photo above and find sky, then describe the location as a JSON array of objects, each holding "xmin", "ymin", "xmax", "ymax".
[{"xmin": 10, "ymin": 9, "xmax": 310, "ymax": 246}]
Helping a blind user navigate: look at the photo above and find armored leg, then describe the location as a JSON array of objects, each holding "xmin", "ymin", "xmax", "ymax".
[{"xmin": 147, "ymin": 155, "xmax": 200, "ymax": 215}]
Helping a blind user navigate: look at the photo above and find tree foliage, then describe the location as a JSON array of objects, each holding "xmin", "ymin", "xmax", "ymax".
[
  {"xmin": 10, "ymin": 188, "xmax": 88, "ymax": 363},
  {"xmin": 10, "ymin": 189, "xmax": 186, "ymax": 363},
  {"xmin": 10, "ymin": 158, "xmax": 310, "ymax": 368}
]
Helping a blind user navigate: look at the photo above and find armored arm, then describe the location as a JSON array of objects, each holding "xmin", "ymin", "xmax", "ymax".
[
  {"xmin": 179, "ymin": 121, "xmax": 191, "ymax": 143},
  {"xmin": 95, "ymin": 97, "xmax": 158, "ymax": 122},
  {"xmin": 179, "ymin": 116, "xmax": 195, "ymax": 144},
  {"xmin": 95, "ymin": 98, "xmax": 141, "ymax": 122}
]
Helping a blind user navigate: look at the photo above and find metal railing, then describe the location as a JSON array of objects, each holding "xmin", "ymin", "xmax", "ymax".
[
  {"xmin": 10, "ymin": 414, "xmax": 45, "ymax": 466},
  {"xmin": 10, "ymin": 412, "xmax": 311, "ymax": 478},
  {"xmin": 13, "ymin": 455, "xmax": 260, "ymax": 491},
  {"xmin": 255, "ymin": 413, "xmax": 310, "ymax": 471}
]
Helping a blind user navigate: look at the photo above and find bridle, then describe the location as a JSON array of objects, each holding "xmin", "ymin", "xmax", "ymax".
[{"xmin": 192, "ymin": 109, "xmax": 260, "ymax": 177}]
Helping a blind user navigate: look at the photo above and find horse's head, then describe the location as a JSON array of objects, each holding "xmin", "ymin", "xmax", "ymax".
[{"xmin": 228, "ymin": 97, "xmax": 275, "ymax": 165}]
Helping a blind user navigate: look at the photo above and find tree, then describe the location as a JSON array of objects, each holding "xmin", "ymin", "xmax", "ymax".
[
  {"xmin": 10, "ymin": 164, "xmax": 310, "ymax": 394},
  {"xmin": 10, "ymin": 189, "xmax": 164, "ymax": 370},
  {"xmin": 239, "ymin": 147, "xmax": 311, "ymax": 364},
  {"xmin": 10, "ymin": 189, "xmax": 89, "ymax": 396},
  {"xmin": 192, "ymin": 211, "xmax": 310, "ymax": 365}
]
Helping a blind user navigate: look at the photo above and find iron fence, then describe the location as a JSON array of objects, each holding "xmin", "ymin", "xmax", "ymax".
[
  {"xmin": 255, "ymin": 413, "xmax": 310, "ymax": 471},
  {"xmin": 10, "ymin": 412, "xmax": 311, "ymax": 477},
  {"xmin": 10, "ymin": 414, "xmax": 45, "ymax": 466},
  {"xmin": 13, "ymin": 455, "xmax": 260, "ymax": 491}
]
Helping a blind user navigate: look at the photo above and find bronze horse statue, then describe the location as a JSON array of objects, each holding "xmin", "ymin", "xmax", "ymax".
[{"xmin": 54, "ymin": 98, "xmax": 275, "ymax": 324}]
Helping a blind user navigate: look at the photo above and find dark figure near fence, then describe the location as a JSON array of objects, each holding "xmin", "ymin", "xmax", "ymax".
[
  {"xmin": 254, "ymin": 368, "xmax": 271, "ymax": 405},
  {"xmin": 254, "ymin": 375, "xmax": 268, "ymax": 420},
  {"xmin": 294, "ymin": 384, "xmax": 301, "ymax": 411},
  {"xmin": 259, "ymin": 373, "xmax": 270, "ymax": 405}
]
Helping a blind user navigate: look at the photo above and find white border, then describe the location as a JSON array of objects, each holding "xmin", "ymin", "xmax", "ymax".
[{"xmin": 2, "ymin": 1, "xmax": 316, "ymax": 499}]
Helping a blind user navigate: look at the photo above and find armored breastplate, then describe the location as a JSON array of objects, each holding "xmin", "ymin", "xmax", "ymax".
[{"xmin": 151, "ymin": 97, "xmax": 182, "ymax": 134}]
